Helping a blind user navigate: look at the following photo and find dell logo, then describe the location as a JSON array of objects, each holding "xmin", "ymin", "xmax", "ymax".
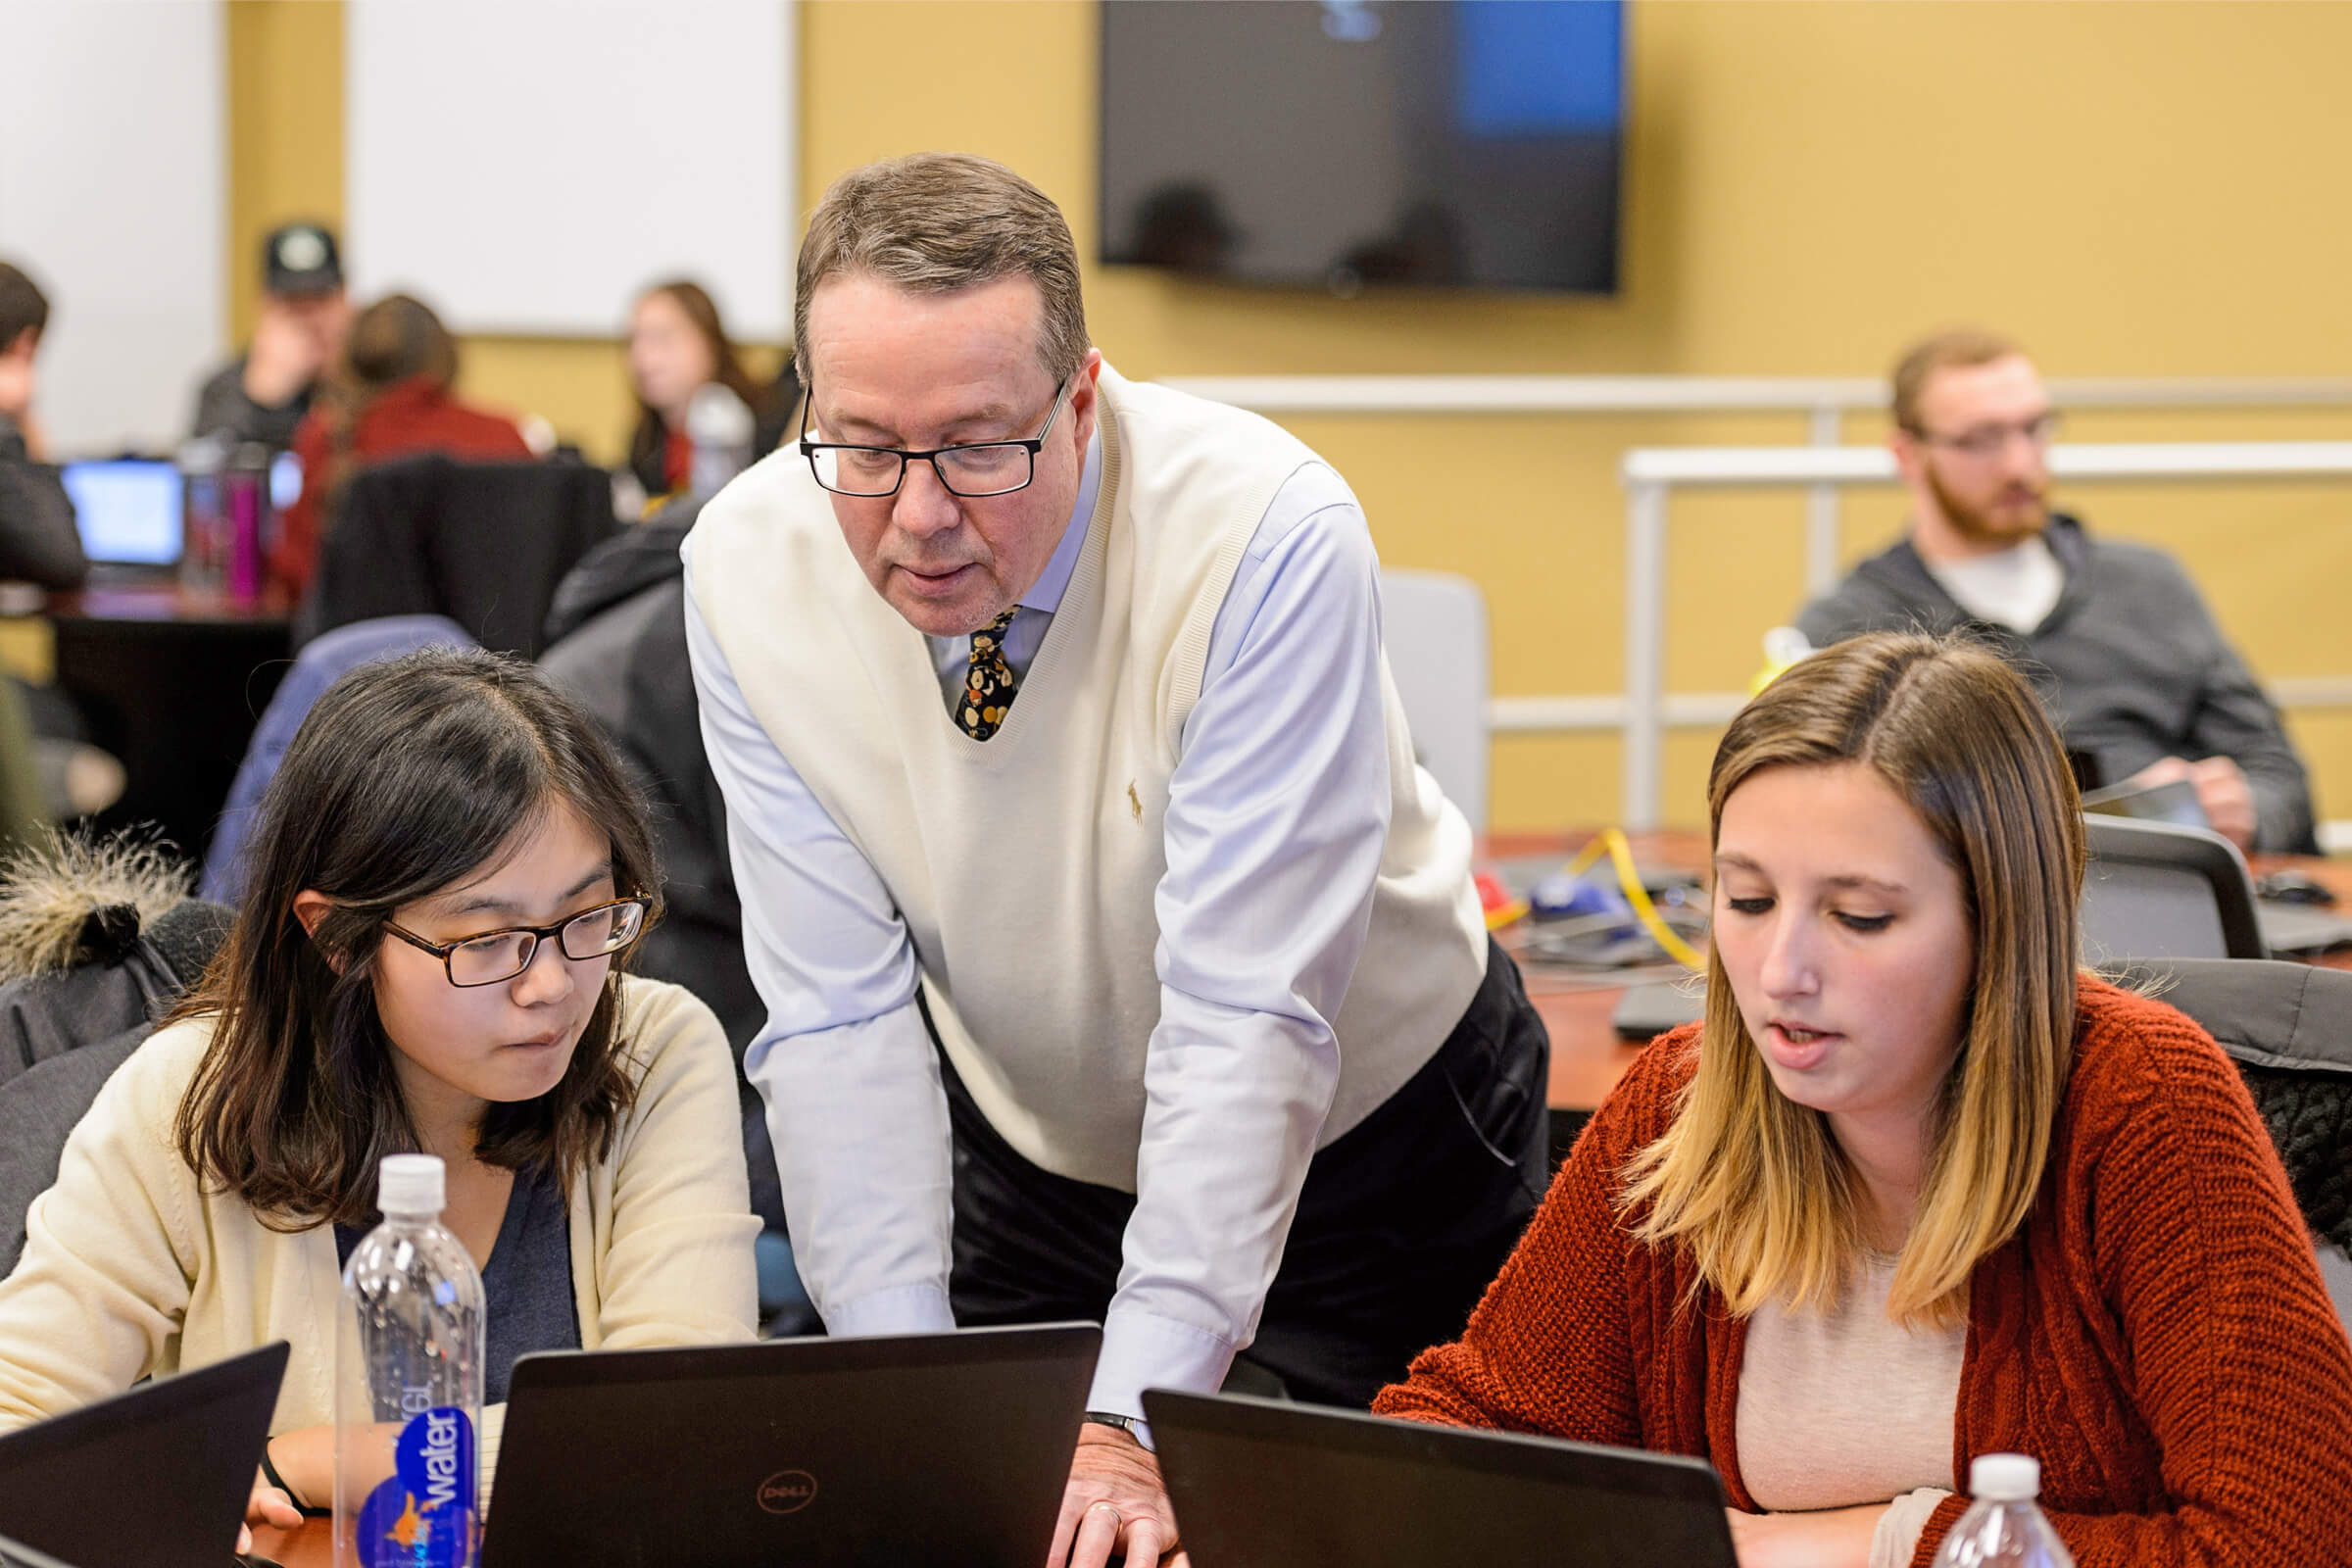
[{"xmin": 757, "ymin": 1469, "xmax": 818, "ymax": 1515}]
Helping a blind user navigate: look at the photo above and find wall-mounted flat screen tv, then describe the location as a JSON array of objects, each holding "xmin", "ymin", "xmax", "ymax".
[{"xmin": 1100, "ymin": 0, "xmax": 1625, "ymax": 296}]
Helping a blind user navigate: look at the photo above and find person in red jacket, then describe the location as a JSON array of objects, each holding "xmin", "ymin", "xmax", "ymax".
[
  {"xmin": 273, "ymin": 293, "xmax": 530, "ymax": 596},
  {"xmin": 1377, "ymin": 630, "xmax": 2352, "ymax": 1568}
]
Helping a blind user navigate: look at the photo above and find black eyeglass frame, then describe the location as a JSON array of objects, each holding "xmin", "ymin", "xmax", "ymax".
[
  {"xmin": 797, "ymin": 375, "xmax": 1075, "ymax": 498},
  {"xmin": 382, "ymin": 895, "xmax": 653, "ymax": 989}
]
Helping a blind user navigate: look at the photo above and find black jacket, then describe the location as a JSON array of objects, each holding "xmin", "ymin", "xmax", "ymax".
[
  {"xmin": 538, "ymin": 503, "xmax": 759, "ymax": 1054},
  {"xmin": 0, "ymin": 836, "xmax": 232, "ymax": 1271},
  {"xmin": 0, "ymin": 414, "xmax": 88, "ymax": 590},
  {"xmin": 1796, "ymin": 514, "xmax": 2319, "ymax": 855}
]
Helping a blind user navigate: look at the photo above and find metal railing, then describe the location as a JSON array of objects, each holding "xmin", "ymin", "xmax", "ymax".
[
  {"xmin": 1160, "ymin": 375, "xmax": 2352, "ymax": 840},
  {"xmin": 1615, "ymin": 441, "xmax": 2352, "ymax": 829}
]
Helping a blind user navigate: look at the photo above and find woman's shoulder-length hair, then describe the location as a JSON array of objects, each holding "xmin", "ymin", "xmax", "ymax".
[
  {"xmin": 1620, "ymin": 629, "xmax": 2085, "ymax": 1328},
  {"xmin": 171, "ymin": 647, "xmax": 662, "ymax": 1231}
]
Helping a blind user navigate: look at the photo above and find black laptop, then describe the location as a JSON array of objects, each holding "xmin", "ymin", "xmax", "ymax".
[
  {"xmin": 0, "ymin": 1342, "xmax": 288, "ymax": 1568},
  {"xmin": 483, "ymin": 1323, "xmax": 1100, "ymax": 1568},
  {"xmin": 1147, "ymin": 1389, "xmax": 1738, "ymax": 1568}
]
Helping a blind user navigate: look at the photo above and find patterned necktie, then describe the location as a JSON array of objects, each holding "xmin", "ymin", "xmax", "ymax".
[{"xmin": 956, "ymin": 608, "xmax": 1021, "ymax": 740}]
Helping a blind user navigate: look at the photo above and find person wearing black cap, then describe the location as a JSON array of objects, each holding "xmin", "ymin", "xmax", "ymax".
[{"xmin": 188, "ymin": 221, "xmax": 350, "ymax": 453}]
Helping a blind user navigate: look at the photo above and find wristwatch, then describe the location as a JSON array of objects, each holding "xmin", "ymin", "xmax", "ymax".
[{"xmin": 1083, "ymin": 1409, "xmax": 1149, "ymax": 1443}]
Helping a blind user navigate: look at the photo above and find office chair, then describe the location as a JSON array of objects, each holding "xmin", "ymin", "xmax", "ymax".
[
  {"xmin": 301, "ymin": 455, "xmax": 616, "ymax": 658},
  {"xmin": 2132, "ymin": 957, "xmax": 2352, "ymax": 1344},
  {"xmin": 2080, "ymin": 814, "xmax": 2267, "ymax": 962},
  {"xmin": 1379, "ymin": 568, "xmax": 1490, "ymax": 833}
]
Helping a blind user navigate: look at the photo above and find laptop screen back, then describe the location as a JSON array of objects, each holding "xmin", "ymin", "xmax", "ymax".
[
  {"xmin": 1148, "ymin": 1389, "xmax": 1738, "ymax": 1568},
  {"xmin": 485, "ymin": 1324, "xmax": 1099, "ymax": 1568},
  {"xmin": 0, "ymin": 1342, "xmax": 286, "ymax": 1568},
  {"xmin": 60, "ymin": 460, "xmax": 183, "ymax": 566}
]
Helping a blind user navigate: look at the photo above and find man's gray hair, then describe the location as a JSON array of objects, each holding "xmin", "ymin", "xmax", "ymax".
[{"xmin": 794, "ymin": 152, "xmax": 1090, "ymax": 387}]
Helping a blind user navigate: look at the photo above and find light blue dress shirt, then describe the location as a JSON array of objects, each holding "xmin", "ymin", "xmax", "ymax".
[{"xmin": 683, "ymin": 419, "xmax": 1401, "ymax": 1434}]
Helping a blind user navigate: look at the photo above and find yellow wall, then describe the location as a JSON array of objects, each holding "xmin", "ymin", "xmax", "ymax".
[{"xmin": 228, "ymin": 0, "xmax": 2352, "ymax": 833}]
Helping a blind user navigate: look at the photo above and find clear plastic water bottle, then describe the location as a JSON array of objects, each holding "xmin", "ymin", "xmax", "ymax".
[
  {"xmin": 685, "ymin": 381, "xmax": 756, "ymax": 498},
  {"xmin": 174, "ymin": 435, "xmax": 227, "ymax": 593},
  {"xmin": 333, "ymin": 1154, "xmax": 486, "ymax": 1568},
  {"xmin": 1932, "ymin": 1453, "xmax": 2076, "ymax": 1567}
]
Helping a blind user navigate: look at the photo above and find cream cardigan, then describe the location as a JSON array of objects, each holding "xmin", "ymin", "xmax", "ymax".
[{"xmin": 0, "ymin": 974, "xmax": 760, "ymax": 1465}]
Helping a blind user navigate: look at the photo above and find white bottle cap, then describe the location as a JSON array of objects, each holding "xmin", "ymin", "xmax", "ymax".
[
  {"xmin": 377, "ymin": 1153, "xmax": 446, "ymax": 1216},
  {"xmin": 1969, "ymin": 1453, "xmax": 2041, "ymax": 1501},
  {"xmin": 685, "ymin": 382, "xmax": 755, "ymax": 445}
]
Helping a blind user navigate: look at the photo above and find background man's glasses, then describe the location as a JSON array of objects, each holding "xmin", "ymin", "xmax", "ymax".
[
  {"xmin": 384, "ymin": 896, "xmax": 652, "ymax": 988},
  {"xmin": 1912, "ymin": 410, "xmax": 2062, "ymax": 459},
  {"xmin": 800, "ymin": 377, "xmax": 1074, "ymax": 498}
]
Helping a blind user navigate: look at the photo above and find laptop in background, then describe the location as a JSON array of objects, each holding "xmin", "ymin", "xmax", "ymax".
[
  {"xmin": 58, "ymin": 459, "xmax": 183, "ymax": 576},
  {"xmin": 0, "ymin": 1342, "xmax": 287, "ymax": 1568},
  {"xmin": 484, "ymin": 1323, "xmax": 1100, "ymax": 1568},
  {"xmin": 1147, "ymin": 1389, "xmax": 1738, "ymax": 1568}
]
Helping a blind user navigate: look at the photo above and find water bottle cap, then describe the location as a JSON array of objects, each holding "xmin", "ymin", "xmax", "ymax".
[
  {"xmin": 377, "ymin": 1153, "xmax": 446, "ymax": 1215},
  {"xmin": 1968, "ymin": 1452, "xmax": 2041, "ymax": 1500},
  {"xmin": 685, "ymin": 382, "xmax": 756, "ymax": 445}
]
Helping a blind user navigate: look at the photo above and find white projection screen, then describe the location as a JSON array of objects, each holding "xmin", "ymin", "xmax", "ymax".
[
  {"xmin": 0, "ymin": 0, "xmax": 225, "ymax": 455},
  {"xmin": 346, "ymin": 0, "xmax": 795, "ymax": 341}
]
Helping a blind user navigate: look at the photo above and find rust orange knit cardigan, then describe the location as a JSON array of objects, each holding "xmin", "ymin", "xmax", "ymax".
[{"xmin": 1373, "ymin": 978, "xmax": 2352, "ymax": 1567}]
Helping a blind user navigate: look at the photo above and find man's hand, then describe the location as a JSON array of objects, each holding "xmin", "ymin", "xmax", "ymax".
[
  {"xmin": 1724, "ymin": 1502, "xmax": 1884, "ymax": 1568},
  {"xmin": 2129, "ymin": 755, "xmax": 2257, "ymax": 853},
  {"xmin": 242, "ymin": 301, "xmax": 330, "ymax": 409},
  {"xmin": 1047, "ymin": 1424, "xmax": 1187, "ymax": 1568}
]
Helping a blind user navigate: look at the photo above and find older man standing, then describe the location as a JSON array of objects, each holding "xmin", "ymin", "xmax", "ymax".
[{"xmin": 686, "ymin": 154, "xmax": 1547, "ymax": 1567}]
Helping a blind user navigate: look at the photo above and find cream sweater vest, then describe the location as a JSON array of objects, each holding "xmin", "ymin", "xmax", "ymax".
[{"xmin": 693, "ymin": 368, "xmax": 1486, "ymax": 1189}]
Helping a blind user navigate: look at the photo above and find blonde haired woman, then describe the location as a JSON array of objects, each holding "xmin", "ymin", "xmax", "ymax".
[{"xmin": 1375, "ymin": 631, "xmax": 2352, "ymax": 1567}]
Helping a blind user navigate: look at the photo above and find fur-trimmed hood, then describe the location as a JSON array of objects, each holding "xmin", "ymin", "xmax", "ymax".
[{"xmin": 0, "ymin": 831, "xmax": 196, "ymax": 986}]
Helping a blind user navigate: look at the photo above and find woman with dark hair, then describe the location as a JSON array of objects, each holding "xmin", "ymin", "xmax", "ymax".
[
  {"xmin": 275, "ymin": 293, "xmax": 533, "ymax": 595},
  {"xmin": 1376, "ymin": 631, "xmax": 2352, "ymax": 1567},
  {"xmin": 0, "ymin": 648, "xmax": 758, "ymax": 1541},
  {"xmin": 623, "ymin": 279, "xmax": 781, "ymax": 501}
]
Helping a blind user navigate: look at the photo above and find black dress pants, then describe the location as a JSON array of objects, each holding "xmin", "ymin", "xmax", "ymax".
[{"xmin": 938, "ymin": 936, "xmax": 1550, "ymax": 1409}]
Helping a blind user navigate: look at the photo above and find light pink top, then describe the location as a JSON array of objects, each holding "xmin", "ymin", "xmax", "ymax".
[{"xmin": 1737, "ymin": 1252, "xmax": 1964, "ymax": 1567}]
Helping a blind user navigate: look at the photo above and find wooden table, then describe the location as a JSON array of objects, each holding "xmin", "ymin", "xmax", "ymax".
[
  {"xmin": 1499, "ymin": 831, "xmax": 2352, "ymax": 1117},
  {"xmin": 247, "ymin": 1516, "xmax": 330, "ymax": 1566},
  {"xmin": 45, "ymin": 582, "xmax": 293, "ymax": 860}
]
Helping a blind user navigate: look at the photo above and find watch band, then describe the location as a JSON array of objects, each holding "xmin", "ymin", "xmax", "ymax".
[{"xmin": 1082, "ymin": 1409, "xmax": 1146, "ymax": 1440}]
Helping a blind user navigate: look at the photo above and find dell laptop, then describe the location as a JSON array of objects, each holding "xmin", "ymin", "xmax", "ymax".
[
  {"xmin": 484, "ymin": 1322, "xmax": 1100, "ymax": 1568},
  {"xmin": 0, "ymin": 1342, "xmax": 288, "ymax": 1568},
  {"xmin": 1147, "ymin": 1388, "xmax": 1739, "ymax": 1568}
]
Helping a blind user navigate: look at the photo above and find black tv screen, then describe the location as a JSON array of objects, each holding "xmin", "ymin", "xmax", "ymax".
[{"xmin": 1100, "ymin": 0, "xmax": 1625, "ymax": 296}]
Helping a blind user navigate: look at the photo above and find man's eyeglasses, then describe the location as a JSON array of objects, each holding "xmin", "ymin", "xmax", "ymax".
[
  {"xmin": 1910, "ymin": 411, "xmax": 2062, "ymax": 459},
  {"xmin": 799, "ymin": 376, "xmax": 1074, "ymax": 498},
  {"xmin": 383, "ymin": 896, "xmax": 652, "ymax": 989}
]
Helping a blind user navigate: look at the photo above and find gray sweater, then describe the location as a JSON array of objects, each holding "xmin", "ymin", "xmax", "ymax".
[{"xmin": 1796, "ymin": 514, "xmax": 2319, "ymax": 855}]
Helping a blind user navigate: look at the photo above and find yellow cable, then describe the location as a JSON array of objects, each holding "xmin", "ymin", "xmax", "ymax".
[{"xmin": 1555, "ymin": 829, "xmax": 1707, "ymax": 971}]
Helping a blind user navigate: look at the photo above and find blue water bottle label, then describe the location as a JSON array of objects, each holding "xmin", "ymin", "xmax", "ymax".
[{"xmin": 354, "ymin": 1405, "xmax": 475, "ymax": 1566}]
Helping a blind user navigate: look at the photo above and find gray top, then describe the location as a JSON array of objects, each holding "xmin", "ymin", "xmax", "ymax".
[
  {"xmin": 188, "ymin": 357, "xmax": 314, "ymax": 453},
  {"xmin": 335, "ymin": 1164, "xmax": 580, "ymax": 1403},
  {"xmin": 1796, "ymin": 513, "xmax": 2319, "ymax": 855}
]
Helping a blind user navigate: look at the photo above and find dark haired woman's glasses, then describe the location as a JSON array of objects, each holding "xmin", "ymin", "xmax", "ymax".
[{"xmin": 382, "ymin": 896, "xmax": 652, "ymax": 989}]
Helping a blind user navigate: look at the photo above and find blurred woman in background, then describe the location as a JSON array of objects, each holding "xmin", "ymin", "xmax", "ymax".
[
  {"xmin": 623, "ymin": 279, "xmax": 784, "ymax": 504},
  {"xmin": 274, "ymin": 293, "xmax": 532, "ymax": 596}
]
